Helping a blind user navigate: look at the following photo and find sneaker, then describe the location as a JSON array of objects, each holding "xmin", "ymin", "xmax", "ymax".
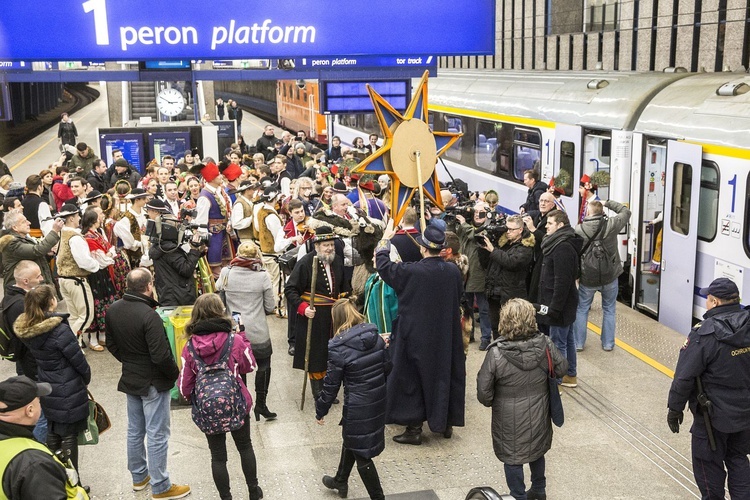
[
  {"xmin": 133, "ymin": 476, "xmax": 151, "ymax": 491},
  {"xmin": 152, "ymin": 484, "xmax": 191, "ymax": 499},
  {"xmin": 561, "ymin": 375, "xmax": 578, "ymax": 388},
  {"xmin": 603, "ymin": 346, "xmax": 614, "ymax": 352}
]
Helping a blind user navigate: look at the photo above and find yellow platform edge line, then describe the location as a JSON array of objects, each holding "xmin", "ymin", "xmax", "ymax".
[{"xmin": 587, "ymin": 321, "xmax": 675, "ymax": 379}]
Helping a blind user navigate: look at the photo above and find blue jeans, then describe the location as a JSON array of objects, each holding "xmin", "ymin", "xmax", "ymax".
[
  {"xmin": 549, "ymin": 324, "xmax": 576, "ymax": 377},
  {"xmin": 465, "ymin": 292, "xmax": 491, "ymax": 343},
  {"xmin": 504, "ymin": 455, "xmax": 546, "ymax": 500},
  {"xmin": 33, "ymin": 407, "xmax": 48, "ymax": 443},
  {"xmin": 574, "ymin": 279, "xmax": 618, "ymax": 350},
  {"xmin": 126, "ymin": 386, "xmax": 172, "ymax": 495}
]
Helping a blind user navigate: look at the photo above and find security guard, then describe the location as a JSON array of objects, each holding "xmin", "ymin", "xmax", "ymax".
[{"xmin": 667, "ymin": 277, "xmax": 750, "ymax": 500}]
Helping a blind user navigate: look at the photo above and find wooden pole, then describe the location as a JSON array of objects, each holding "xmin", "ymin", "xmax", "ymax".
[
  {"xmin": 415, "ymin": 150, "xmax": 427, "ymax": 233},
  {"xmin": 300, "ymin": 255, "xmax": 319, "ymax": 411}
]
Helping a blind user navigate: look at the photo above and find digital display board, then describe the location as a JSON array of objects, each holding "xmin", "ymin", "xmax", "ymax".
[
  {"xmin": 99, "ymin": 133, "xmax": 145, "ymax": 173},
  {"xmin": 321, "ymin": 80, "xmax": 410, "ymax": 115},
  {"xmin": 211, "ymin": 121, "xmax": 237, "ymax": 158},
  {"xmin": 148, "ymin": 131, "xmax": 191, "ymax": 164},
  {"xmin": 0, "ymin": 1, "xmax": 494, "ymax": 60}
]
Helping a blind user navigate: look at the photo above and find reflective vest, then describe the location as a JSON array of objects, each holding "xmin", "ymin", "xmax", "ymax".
[{"xmin": 0, "ymin": 437, "xmax": 89, "ymax": 500}]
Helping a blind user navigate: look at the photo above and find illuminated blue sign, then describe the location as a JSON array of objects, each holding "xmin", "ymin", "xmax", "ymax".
[
  {"xmin": 0, "ymin": 1, "xmax": 494, "ymax": 60},
  {"xmin": 294, "ymin": 56, "xmax": 436, "ymax": 69}
]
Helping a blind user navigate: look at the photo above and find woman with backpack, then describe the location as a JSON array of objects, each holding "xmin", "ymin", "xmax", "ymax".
[
  {"xmin": 316, "ymin": 297, "xmax": 391, "ymax": 500},
  {"xmin": 177, "ymin": 293, "xmax": 263, "ymax": 500}
]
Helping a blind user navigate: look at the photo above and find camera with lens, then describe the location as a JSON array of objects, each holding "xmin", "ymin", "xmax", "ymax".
[
  {"xmin": 443, "ymin": 202, "xmax": 474, "ymax": 225},
  {"xmin": 145, "ymin": 215, "xmax": 209, "ymax": 249},
  {"xmin": 474, "ymin": 211, "xmax": 508, "ymax": 245},
  {"xmin": 180, "ymin": 206, "xmax": 198, "ymax": 220}
]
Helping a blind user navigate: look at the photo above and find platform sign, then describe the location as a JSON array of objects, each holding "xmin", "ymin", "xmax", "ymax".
[
  {"xmin": 99, "ymin": 133, "xmax": 145, "ymax": 173},
  {"xmin": 0, "ymin": 1, "xmax": 494, "ymax": 61},
  {"xmin": 148, "ymin": 131, "xmax": 191, "ymax": 164},
  {"xmin": 321, "ymin": 80, "xmax": 411, "ymax": 115},
  {"xmin": 295, "ymin": 56, "xmax": 436, "ymax": 70}
]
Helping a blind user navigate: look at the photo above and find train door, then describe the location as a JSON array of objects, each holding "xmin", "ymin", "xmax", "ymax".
[
  {"xmin": 659, "ymin": 141, "xmax": 702, "ymax": 334},
  {"xmin": 553, "ymin": 124, "xmax": 581, "ymax": 222}
]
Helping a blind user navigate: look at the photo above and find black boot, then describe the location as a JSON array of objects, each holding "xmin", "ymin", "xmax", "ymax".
[
  {"xmin": 310, "ymin": 378, "xmax": 323, "ymax": 401},
  {"xmin": 254, "ymin": 368, "xmax": 277, "ymax": 421},
  {"xmin": 322, "ymin": 448, "xmax": 354, "ymax": 498},
  {"xmin": 322, "ymin": 475, "xmax": 348, "ymax": 498},
  {"xmin": 46, "ymin": 432, "xmax": 62, "ymax": 456},
  {"xmin": 393, "ymin": 424, "xmax": 422, "ymax": 446},
  {"xmin": 357, "ymin": 462, "xmax": 385, "ymax": 500},
  {"xmin": 60, "ymin": 433, "xmax": 85, "ymax": 488},
  {"xmin": 248, "ymin": 484, "xmax": 263, "ymax": 500}
]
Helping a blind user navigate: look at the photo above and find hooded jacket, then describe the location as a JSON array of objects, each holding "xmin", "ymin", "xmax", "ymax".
[
  {"xmin": 14, "ymin": 314, "xmax": 91, "ymax": 424},
  {"xmin": 177, "ymin": 318, "xmax": 257, "ymax": 410},
  {"xmin": 0, "ymin": 230, "xmax": 60, "ymax": 288},
  {"xmin": 479, "ymin": 230, "xmax": 535, "ymax": 303},
  {"xmin": 477, "ymin": 333, "xmax": 567, "ymax": 465},
  {"xmin": 149, "ymin": 240, "xmax": 202, "ymax": 307},
  {"xmin": 520, "ymin": 180, "xmax": 549, "ymax": 213},
  {"xmin": 537, "ymin": 226, "xmax": 583, "ymax": 326},
  {"xmin": 668, "ymin": 304, "xmax": 750, "ymax": 433},
  {"xmin": 575, "ymin": 199, "xmax": 631, "ymax": 287},
  {"xmin": 316, "ymin": 322, "xmax": 391, "ymax": 459}
]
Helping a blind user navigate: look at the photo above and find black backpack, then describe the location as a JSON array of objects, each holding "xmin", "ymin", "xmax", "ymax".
[
  {"xmin": 579, "ymin": 216, "xmax": 609, "ymax": 285},
  {"xmin": 0, "ymin": 302, "xmax": 16, "ymax": 362}
]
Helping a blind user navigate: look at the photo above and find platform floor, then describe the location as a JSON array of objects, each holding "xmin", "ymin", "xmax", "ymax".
[{"xmin": 0, "ymin": 86, "xmax": 704, "ymax": 499}]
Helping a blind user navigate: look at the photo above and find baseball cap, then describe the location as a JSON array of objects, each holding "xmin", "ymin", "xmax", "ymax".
[
  {"xmin": 699, "ymin": 278, "xmax": 740, "ymax": 300},
  {"xmin": 0, "ymin": 376, "xmax": 51, "ymax": 413}
]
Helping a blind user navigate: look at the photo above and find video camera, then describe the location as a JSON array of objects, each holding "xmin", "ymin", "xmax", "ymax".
[
  {"xmin": 145, "ymin": 214, "xmax": 210, "ymax": 249},
  {"xmin": 474, "ymin": 211, "xmax": 508, "ymax": 245}
]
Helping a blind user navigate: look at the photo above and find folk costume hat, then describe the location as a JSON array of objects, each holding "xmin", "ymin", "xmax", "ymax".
[
  {"xmin": 332, "ymin": 181, "xmax": 348, "ymax": 194},
  {"xmin": 145, "ymin": 198, "xmax": 171, "ymax": 214},
  {"xmin": 82, "ymin": 190, "xmax": 103, "ymax": 205},
  {"xmin": 229, "ymin": 180, "xmax": 256, "ymax": 195},
  {"xmin": 416, "ymin": 224, "xmax": 447, "ymax": 250},
  {"xmin": 125, "ymin": 188, "xmax": 150, "ymax": 200},
  {"xmin": 57, "ymin": 204, "xmax": 81, "ymax": 218},
  {"xmin": 0, "ymin": 376, "xmax": 51, "ymax": 413},
  {"xmin": 700, "ymin": 277, "xmax": 740, "ymax": 300},
  {"xmin": 189, "ymin": 161, "xmax": 221, "ymax": 183},
  {"xmin": 218, "ymin": 160, "xmax": 243, "ymax": 182},
  {"xmin": 261, "ymin": 185, "xmax": 280, "ymax": 202},
  {"xmin": 313, "ymin": 225, "xmax": 340, "ymax": 243}
]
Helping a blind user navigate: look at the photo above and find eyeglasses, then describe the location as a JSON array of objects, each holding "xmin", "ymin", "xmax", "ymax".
[{"xmin": 507, "ymin": 226, "xmax": 522, "ymax": 232}]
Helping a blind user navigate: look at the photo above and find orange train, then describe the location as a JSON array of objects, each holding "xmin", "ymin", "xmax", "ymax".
[{"xmin": 276, "ymin": 80, "xmax": 328, "ymax": 145}]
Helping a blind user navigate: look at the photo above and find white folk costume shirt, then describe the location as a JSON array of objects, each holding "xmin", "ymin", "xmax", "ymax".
[
  {"xmin": 38, "ymin": 201, "xmax": 53, "ymax": 236},
  {"xmin": 165, "ymin": 198, "xmax": 181, "ymax": 216},
  {"xmin": 64, "ymin": 227, "xmax": 100, "ymax": 273},
  {"xmin": 230, "ymin": 194, "xmax": 254, "ymax": 231},
  {"xmin": 195, "ymin": 183, "xmax": 227, "ymax": 236},
  {"xmin": 113, "ymin": 207, "xmax": 146, "ymax": 250}
]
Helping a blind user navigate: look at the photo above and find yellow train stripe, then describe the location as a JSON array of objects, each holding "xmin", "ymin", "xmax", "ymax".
[
  {"xmin": 587, "ymin": 321, "xmax": 676, "ymax": 379},
  {"xmin": 429, "ymin": 104, "xmax": 555, "ymax": 129},
  {"xmin": 682, "ymin": 141, "xmax": 750, "ymax": 161}
]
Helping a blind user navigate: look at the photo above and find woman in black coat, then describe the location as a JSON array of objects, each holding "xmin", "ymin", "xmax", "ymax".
[
  {"xmin": 316, "ymin": 297, "xmax": 390, "ymax": 500},
  {"xmin": 14, "ymin": 284, "xmax": 91, "ymax": 483}
]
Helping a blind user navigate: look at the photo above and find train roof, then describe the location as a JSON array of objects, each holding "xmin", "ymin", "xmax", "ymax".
[
  {"xmin": 427, "ymin": 69, "xmax": 690, "ymax": 130},
  {"xmin": 634, "ymin": 71, "xmax": 750, "ymax": 150}
]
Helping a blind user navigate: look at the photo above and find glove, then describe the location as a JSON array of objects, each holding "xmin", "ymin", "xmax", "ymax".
[{"xmin": 667, "ymin": 409, "xmax": 683, "ymax": 433}]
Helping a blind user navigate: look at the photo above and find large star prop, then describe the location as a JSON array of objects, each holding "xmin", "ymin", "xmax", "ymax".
[{"xmin": 352, "ymin": 71, "xmax": 462, "ymax": 225}]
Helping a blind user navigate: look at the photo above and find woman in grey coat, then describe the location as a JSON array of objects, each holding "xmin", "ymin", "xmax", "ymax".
[
  {"xmin": 477, "ymin": 299, "xmax": 568, "ymax": 500},
  {"xmin": 217, "ymin": 241, "xmax": 276, "ymax": 421}
]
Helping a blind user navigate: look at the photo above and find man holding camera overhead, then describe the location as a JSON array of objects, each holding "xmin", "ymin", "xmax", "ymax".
[{"xmin": 146, "ymin": 199, "xmax": 204, "ymax": 307}]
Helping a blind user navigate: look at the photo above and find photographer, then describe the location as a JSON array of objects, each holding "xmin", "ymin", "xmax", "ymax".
[
  {"xmin": 455, "ymin": 203, "xmax": 492, "ymax": 351},
  {"xmin": 476, "ymin": 215, "xmax": 535, "ymax": 341},
  {"xmin": 147, "ymin": 199, "xmax": 204, "ymax": 307}
]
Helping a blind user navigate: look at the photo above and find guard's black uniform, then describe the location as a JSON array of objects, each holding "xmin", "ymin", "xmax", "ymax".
[{"xmin": 667, "ymin": 303, "xmax": 750, "ymax": 499}]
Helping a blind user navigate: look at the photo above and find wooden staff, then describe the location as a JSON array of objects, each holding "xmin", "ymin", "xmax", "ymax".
[
  {"xmin": 415, "ymin": 150, "xmax": 427, "ymax": 234},
  {"xmin": 300, "ymin": 255, "xmax": 319, "ymax": 411}
]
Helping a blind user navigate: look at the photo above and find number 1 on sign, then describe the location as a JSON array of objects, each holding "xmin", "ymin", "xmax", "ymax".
[
  {"xmin": 728, "ymin": 174, "xmax": 737, "ymax": 213},
  {"xmin": 82, "ymin": 0, "xmax": 110, "ymax": 46}
]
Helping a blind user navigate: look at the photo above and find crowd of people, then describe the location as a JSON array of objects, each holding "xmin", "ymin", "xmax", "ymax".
[{"xmin": 1, "ymin": 120, "xmax": 747, "ymax": 500}]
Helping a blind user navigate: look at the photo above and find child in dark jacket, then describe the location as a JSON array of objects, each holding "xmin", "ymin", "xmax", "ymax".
[
  {"xmin": 177, "ymin": 293, "xmax": 262, "ymax": 500},
  {"xmin": 316, "ymin": 297, "xmax": 391, "ymax": 500}
]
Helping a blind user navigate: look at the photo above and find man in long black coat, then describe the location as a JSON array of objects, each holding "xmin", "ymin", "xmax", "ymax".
[
  {"xmin": 285, "ymin": 227, "xmax": 350, "ymax": 400},
  {"xmin": 375, "ymin": 221, "xmax": 466, "ymax": 445}
]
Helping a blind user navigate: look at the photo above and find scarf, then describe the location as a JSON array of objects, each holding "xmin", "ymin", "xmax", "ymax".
[
  {"xmin": 229, "ymin": 256, "xmax": 264, "ymax": 272},
  {"xmin": 540, "ymin": 225, "xmax": 576, "ymax": 256}
]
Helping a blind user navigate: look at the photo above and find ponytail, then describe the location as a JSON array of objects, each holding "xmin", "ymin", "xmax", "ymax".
[
  {"xmin": 23, "ymin": 284, "xmax": 56, "ymax": 326},
  {"xmin": 331, "ymin": 296, "xmax": 365, "ymax": 336}
]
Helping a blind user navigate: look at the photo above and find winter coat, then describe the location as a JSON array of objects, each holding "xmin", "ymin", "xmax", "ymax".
[
  {"xmin": 527, "ymin": 209, "xmax": 557, "ymax": 303},
  {"xmin": 456, "ymin": 221, "xmax": 488, "ymax": 293},
  {"xmin": 86, "ymin": 170, "xmax": 109, "ymax": 193},
  {"xmin": 520, "ymin": 181, "xmax": 548, "ymax": 213},
  {"xmin": 575, "ymin": 200, "xmax": 631, "ymax": 287},
  {"xmin": 537, "ymin": 227, "xmax": 582, "ymax": 326},
  {"xmin": 14, "ymin": 314, "xmax": 91, "ymax": 424},
  {"xmin": 1, "ymin": 285, "xmax": 36, "ymax": 379},
  {"xmin": 376, "ymin": 250, "xmax": 466, "ymax": 432},
  {"xmin": 106, "ymin": 292, "xmax": 179, "ymax": 396},
  {"xmin": 218, "ymin": 265, "xmax": 275, "ymax": 359},
  {"xmin": 477, "ymin": 333, "xmax": 568, "ymax": 465},
  {"xmin": 316, "ymin": 323, "xmax": 391, "ymax": 459},
  {"xmin": 149, "ymin": 241, "xmax": 202, "ymax": 307},
  {"xmin": 108, "ymin": 167, "xmax": 142, "ymax": 191},
  {"xmin": 478, "ymin": 231, "xmax": 535, "ymax": 304},
  {"xmin": 68, "ymin": 148, "xmax": 98, "ymax": 177},
  {"xmin": 178, "ymin": 318, "xmax": 257, "ymax": 410},
  {"xmin": 51, "ymin": 178, "xmax": 73, "ymax": 212},
  {"xmin": 57, "ymin": 121, "xmax": 78, "ymax": 146},
  {"xmin": 0, "ymin": 230, "xmax": 60, "ymax": 288},
  {"xmin": 668, "ymin": 303, "xmax": 750, "ymax": 433}
]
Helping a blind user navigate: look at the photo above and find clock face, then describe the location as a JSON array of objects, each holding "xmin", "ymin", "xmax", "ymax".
[{"xmin": 157, "ymin": 88, "xmax": 185, "ymax": 117}]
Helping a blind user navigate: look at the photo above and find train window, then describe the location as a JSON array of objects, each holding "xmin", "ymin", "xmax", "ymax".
[
  {"xmin": 670, "ymin": 162, "xmax": 692, "ymax": 236},
  {"xmin": 698, "ymin": 161, "xmax": 719, "ymax": 242},
  {"xmin": 513, "ymin": 129, "xmax": 542, "ymax": 181},
  {"xmin": 475, "ymin": 121, "xmax": 497, "ymax": 173},
  {"xmin": 557, "ymin": 141, "xmax": 576, "ymax": 196},
  {"xmin": 295, "ymin": 87, "xmax": 300, "ymax": 100},
  {"xmin": 496, "ymin": 123, "xmax": 513, "ymax": 175},
  {"xmin": 444, "ymin": 115, "xmax": 463, "ymax": 162}
]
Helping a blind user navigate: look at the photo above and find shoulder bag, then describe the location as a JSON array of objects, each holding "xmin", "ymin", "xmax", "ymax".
[{"xmin": 78, "ymin": 390, "xmax": 111, "ymax": 445}]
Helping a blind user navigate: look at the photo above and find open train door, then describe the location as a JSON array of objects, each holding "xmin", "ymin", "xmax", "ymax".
[
  {"xmin": 659, "ymin": 140, "xmax": 702, "ymax": 334},
  {"xmin": 553, "ymin": 124, "xmax": 582, "ymax": 223}
]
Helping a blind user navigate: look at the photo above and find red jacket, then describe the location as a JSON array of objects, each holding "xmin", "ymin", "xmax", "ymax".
[{"xmin": 51, "ymin": 177, "xmax": 73, "ymax": 211}]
